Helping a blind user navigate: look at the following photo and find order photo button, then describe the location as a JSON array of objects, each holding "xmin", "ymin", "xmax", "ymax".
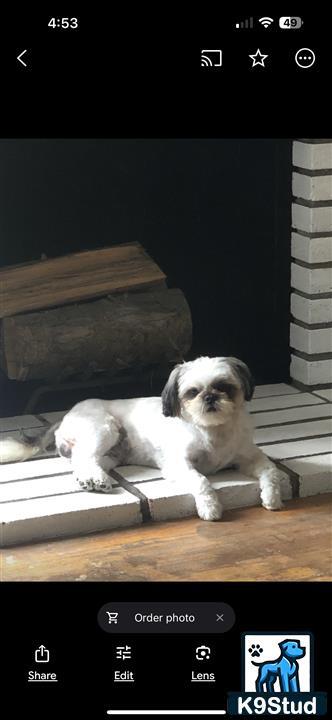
[{"xmin": 97, "ymin": 602, "xmax": 235, "ymax": 634}]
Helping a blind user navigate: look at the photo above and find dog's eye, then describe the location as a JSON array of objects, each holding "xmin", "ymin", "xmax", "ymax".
[
  {"xmin": 213, "ymin": 382, "xmax": 236, "ymax": 396},
  {"xmin": 186, "ymin": 387, "xmax": 198, "ymax": 398}
]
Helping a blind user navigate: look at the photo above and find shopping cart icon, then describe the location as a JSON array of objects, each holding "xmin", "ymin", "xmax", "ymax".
[{"xmin": 106, "ymin": 612, "xmax": 119, "ymax": 625}]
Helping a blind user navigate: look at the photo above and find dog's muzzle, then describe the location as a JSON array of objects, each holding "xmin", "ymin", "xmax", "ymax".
[{"xmin": 203, "ymin": 393, "xmax": 218, "ymax": 412}]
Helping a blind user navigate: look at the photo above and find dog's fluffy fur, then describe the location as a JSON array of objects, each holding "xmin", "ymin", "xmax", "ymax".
[{"xmin": 0, "ymin": 356, "xmax": 282, "ymax": 521}]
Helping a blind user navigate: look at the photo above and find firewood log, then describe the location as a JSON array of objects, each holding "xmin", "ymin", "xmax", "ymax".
[
  {"xmin": 0, "ymin": 243, "xmax": 166, "ymax": 318},
  {"xmin": 0, "ymin": 289, "xmax": 192, "ymax": 381}
]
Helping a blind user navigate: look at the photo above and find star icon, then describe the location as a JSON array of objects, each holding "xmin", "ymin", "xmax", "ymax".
[{"xmin": 249, "ymin": 49, "xmax": 268, "ymax": 67}]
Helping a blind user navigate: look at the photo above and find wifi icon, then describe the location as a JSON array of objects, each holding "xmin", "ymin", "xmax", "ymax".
[{"xmin": 259, "ymin": 16, "xmax": 274, "ymax": 28}]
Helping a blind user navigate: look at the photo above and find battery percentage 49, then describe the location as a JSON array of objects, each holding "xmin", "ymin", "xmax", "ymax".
[{"xmin": 279, "ymin": 17, "xmax": 303, "ymax": 29}]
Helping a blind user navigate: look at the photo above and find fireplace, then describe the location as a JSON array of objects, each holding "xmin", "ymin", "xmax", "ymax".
[
  {"xmin": 0, "ymin": 138, "xmax": 295, "ymax": 416},
  {"xmin": 1, "ymin": 138, "xmax": 331, "ymax": 551}
]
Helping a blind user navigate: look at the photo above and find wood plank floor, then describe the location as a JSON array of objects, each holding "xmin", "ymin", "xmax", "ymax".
[{"xmin": 2, "ymin": 495, "xmax": 331, "ymax": 582}]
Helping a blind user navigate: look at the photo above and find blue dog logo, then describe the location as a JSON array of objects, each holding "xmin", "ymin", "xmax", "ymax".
[
  {"xmin": 252, "ymin": 638, "xmax": 306, "ymax": 693},
  {"xmin": 227, "ymin": 632, "xmax": 327, "ymax": 715}
]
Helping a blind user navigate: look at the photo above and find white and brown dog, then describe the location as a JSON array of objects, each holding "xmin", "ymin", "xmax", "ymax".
[{"xmin": 0, "ymin": 356, "xmax": 283, "ymax": 521}]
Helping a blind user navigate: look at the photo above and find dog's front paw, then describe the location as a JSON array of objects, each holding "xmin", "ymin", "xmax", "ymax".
[
  {"xmin": 262, "ymin": 499, "xmax": 284, "ymax": 511},
  {"xmin": 261, "ymin": 487, "xmax": 283, "ymax": 511},
  {"xmin": 195, "ymin": 491, "xmax": 223, "ymax": 521}
]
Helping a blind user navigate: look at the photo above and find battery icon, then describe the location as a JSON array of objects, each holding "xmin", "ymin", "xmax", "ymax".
[{"xmin": 279, "ymin": 17, "xmax": 303, "ymax": 29}]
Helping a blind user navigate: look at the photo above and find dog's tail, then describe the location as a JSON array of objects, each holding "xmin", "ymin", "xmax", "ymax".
[{"xmin": 0, "ymin": 422, "xmax": 61, "ymax": 464}]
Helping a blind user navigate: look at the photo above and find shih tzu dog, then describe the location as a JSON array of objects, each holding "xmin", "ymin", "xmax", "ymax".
[{"xmin": 0, "ymin": 356, "xmax": 283, "ymax": 521}]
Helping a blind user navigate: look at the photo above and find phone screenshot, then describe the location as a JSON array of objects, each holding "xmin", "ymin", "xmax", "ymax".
[{"xmin": 1, "ymin": 10, "xmax": 331, "ymax": 718}]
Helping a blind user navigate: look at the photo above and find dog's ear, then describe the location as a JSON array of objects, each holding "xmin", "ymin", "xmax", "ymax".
[
  {"xmin": 227, "ymin": 357, "xmax": 255, "ymax": 401},
  {"xmin": 161, "ymin": 365, "xmax": 182, "ymax": 417},
  {"xmin": 279, "ymin": 639, "xmax": 295, "ymax": 648},
  {"xmin": 279, "ymin": 640, "xmax": 287, "ymax": 651}
]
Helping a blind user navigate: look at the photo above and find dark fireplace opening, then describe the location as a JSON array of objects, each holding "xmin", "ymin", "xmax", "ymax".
[{"xmin": 0, "ymin": 138, "xmax": 292, "ymax": 416}]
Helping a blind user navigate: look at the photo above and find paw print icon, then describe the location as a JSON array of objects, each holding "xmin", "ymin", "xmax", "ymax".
[{"xmin": 248, "ymin": 643, "xmax": 263, "ymax": 658}]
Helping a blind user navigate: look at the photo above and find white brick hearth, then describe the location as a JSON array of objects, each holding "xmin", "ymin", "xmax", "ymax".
[{"xmin": 1, "ymin": 384, "xmax": 331, "ymax": 546}]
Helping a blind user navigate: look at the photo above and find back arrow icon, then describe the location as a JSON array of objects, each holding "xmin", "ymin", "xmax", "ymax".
[{"xmin": 17, "ymin": 49, "xmax": 28, "ymax": 67}]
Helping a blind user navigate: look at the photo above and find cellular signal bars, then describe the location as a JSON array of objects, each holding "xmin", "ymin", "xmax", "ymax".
[{"xmin": 235, "ymin": 18, "xmax": 254, "ymax": 29}]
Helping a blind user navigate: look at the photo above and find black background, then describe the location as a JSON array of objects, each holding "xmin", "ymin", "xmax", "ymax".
[
  {"xmin": 0, "ymin": 137, "xmax": 291, "ymax": 404},
  {"xmin": 3, "ymin": 583, "xmax": 331, "ymax": 716},
  {"xmin": 1, "ymin": 9, "xmax": 331, "ymax": 718},
  {"xmin": 0, "ymin": 10, "xmax": 331, "ymax": 137}
]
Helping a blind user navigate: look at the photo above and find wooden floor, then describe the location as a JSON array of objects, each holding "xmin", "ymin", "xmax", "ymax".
[{"xmin": 2, "ymin": 495, "xmax": 332, "ymax": 582}]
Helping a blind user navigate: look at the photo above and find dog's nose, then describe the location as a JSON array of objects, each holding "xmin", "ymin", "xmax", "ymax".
[{"xmin": 204, "ymin": 393, "xmax": 216, "ymax": 404}]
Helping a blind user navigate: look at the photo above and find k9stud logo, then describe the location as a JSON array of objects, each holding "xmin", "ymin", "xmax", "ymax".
[
  {"xmin": 244, "ymin": 633, "xmax": 310, "ymax": 693},
  {"xmin": 227, "ymin": 632, "xmax": 327, "ymax": 715}
]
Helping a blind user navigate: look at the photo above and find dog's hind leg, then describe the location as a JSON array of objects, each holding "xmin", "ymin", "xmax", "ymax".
[
  {"xmin": 70, "ymin": 423, "xmax": 121, "ymax": 493},
  {"xmin": 255, "ymin": 674, "xmax": 264, "ymax": 693},
  {"xmin": 55, "ymin": 403, "xmax": 123, "ymax": 493},
  {"xmin": 255, "ymin": 665, "xmax": 271, "ymax": 693}
]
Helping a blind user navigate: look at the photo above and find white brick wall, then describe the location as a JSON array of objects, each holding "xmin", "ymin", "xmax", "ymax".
[
  {"xmin": 291, "ymin": 293, "xmax": 332, "ymax": 324},
  {"xmin": 290, "ymin": 323, "xmax": 332, "ymax": 354},
  {"xmin": 291, "ymin": 263, "xmax": 332, "ymax": 295},
  {"xmin": 291, "ymin": 233, "xmax": 332, "ymax": 264},
  {"xmin": 290, "ymin": 140, "xmax": 332, "ymax": 389},
  {"xmin": 292, "ymin": 203, "xmax": 332, "ymax": 234},
  {"xmin": 293, "ymin": 173, "xmax": 332, "ymax": 202},
  {"xmin": 293, "ymin": 141, "xmax": 332, "ymax": 170},
  {"xmin": 290, "ymin": 356, "xmax": 332, "ymax": 385}
]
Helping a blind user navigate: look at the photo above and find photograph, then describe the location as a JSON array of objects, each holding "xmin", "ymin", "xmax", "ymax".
[{"xmin": 1, "ymin": 138, "xmax": 331, "ymax": 581}]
